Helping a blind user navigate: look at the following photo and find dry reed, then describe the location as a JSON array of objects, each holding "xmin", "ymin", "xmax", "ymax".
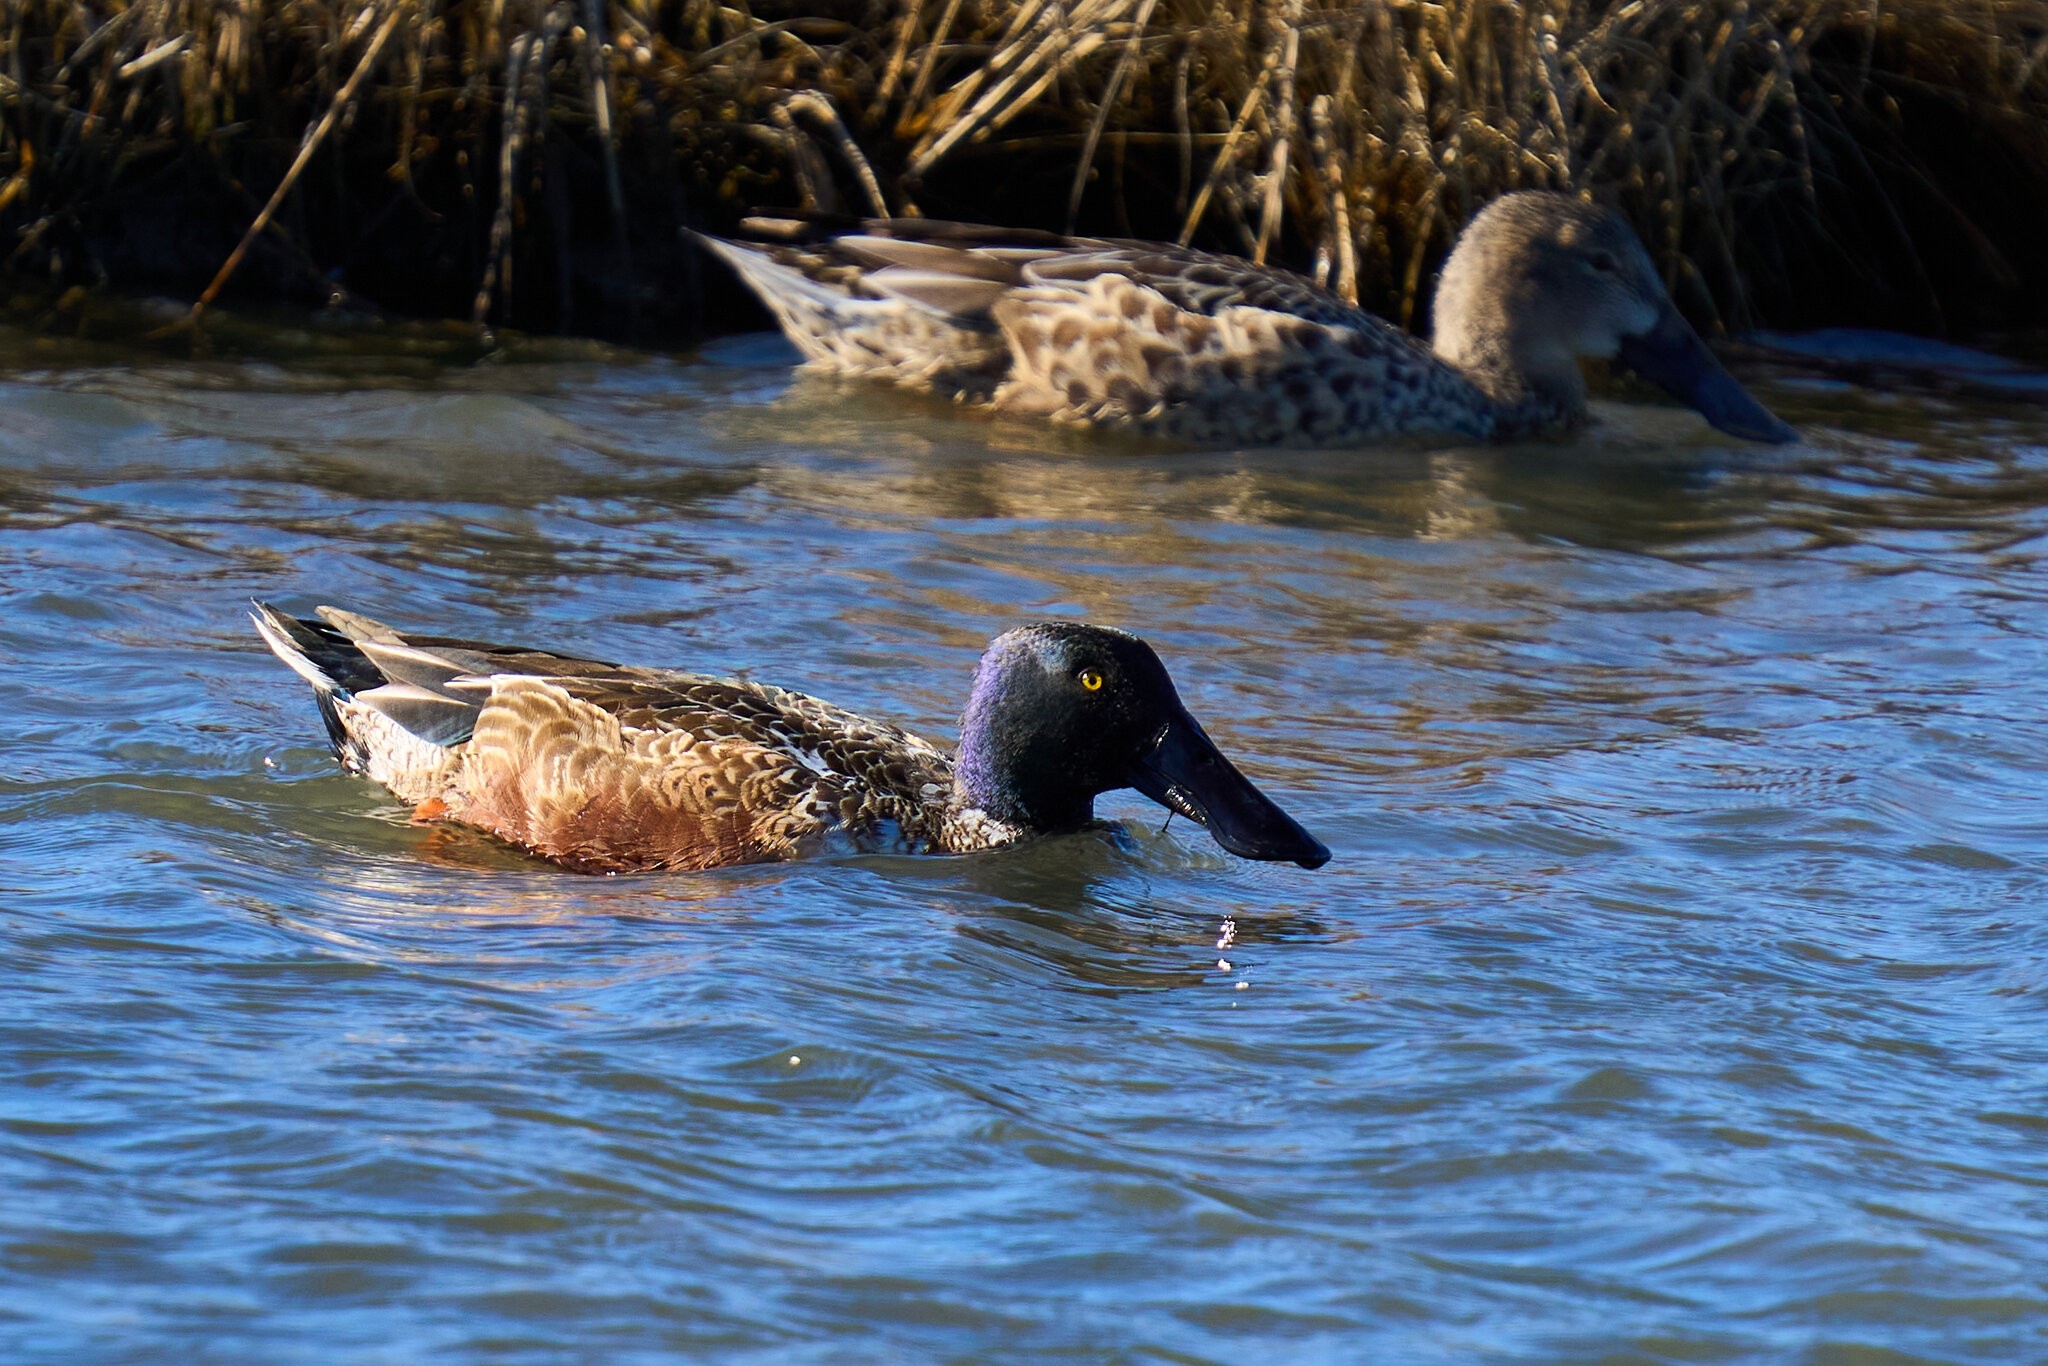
[{"xmin": 4, "ymin": 0, "xmax": 2047, "ymax": 339}]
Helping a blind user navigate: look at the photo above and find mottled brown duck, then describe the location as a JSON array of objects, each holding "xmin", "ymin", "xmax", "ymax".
[
  {"xmin": 252, "ymin": 605, "xmax": 1330, "ymax": 873},
  {"xmin": 696, "ymin": 191, "xmax": 1795, "ymax": 446}
]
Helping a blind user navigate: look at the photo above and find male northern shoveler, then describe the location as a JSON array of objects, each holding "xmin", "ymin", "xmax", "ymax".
[
  {"xmin": 694, "ymin": 191, "xmax": 1795, "ymax": 446},
  {"xmin": 252, "ymin": 604, "xmax": 1330, "ymax": 872}
]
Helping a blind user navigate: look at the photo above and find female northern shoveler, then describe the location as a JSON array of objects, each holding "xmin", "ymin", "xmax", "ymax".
[
  {"xmin": 252, "ymin": 604, "xmax": 1330, "ymax": 872},
  {"xmin": 695, "ymin": 191, "xmax": 1795, "ymax": 446}
]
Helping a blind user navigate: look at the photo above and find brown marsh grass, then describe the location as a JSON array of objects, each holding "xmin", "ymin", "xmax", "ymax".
[{"xmin": 3, "ymin": 0, "xmax": 2046, "ymax": 339}]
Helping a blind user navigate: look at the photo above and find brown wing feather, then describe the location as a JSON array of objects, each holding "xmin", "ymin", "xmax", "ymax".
[
  {"xmin": 450, "ymin": 677, "xmax": 838, "ymax": 872},
  {"xmin": 1020, "ymin": 243, "xmax": 1375, "ymax": 327},
  {"xmin": 437, "ymin": 671, "xmax": 961, "ymax": 872}
]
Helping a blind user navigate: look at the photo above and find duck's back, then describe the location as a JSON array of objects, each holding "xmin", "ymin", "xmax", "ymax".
[
  {"xmin": 254, "ymin": 606, "xmax": 963, "ymax": 872},
  {"xmin": 700, "ymin": 221, "xmax": 1495, "ymax": 445},
  {"xmin": 456, "ymin": 669, "xmax": 964, "ymax": 871}
]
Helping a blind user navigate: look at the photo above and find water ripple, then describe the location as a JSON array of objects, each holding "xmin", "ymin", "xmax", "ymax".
[{"xmin": 1, "ymin": 322, "xmax": 2045, "ymax": 1360}]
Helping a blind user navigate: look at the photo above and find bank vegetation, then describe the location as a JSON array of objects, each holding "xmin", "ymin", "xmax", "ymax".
[{"xmin": 4, "ymin": 0, "xmax": 2046, "ymax": 339}]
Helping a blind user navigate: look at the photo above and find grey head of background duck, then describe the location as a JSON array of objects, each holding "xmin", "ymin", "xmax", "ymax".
[{"xmin": 1431, "ymin": 193, "xmax": 1797, "ymax": 443}]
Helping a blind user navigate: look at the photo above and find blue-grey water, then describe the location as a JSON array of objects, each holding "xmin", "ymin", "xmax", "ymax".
[{"xmin": 2, "ymin": 316, "xmax": 2045, "ymax": 1364}]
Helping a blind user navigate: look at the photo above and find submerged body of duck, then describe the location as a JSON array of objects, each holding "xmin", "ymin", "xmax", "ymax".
[
  {"xmin": 252, "ymin": 605, "xmax": 1329, "ymax": 872},
  {"xmin": 696, "ymin": 191, "xmax": 1795, "ymax": 447}
]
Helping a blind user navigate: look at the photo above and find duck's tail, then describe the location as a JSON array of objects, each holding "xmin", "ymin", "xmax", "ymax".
[
  {"xmin": 688, "ymin": 229, "xmax": 860, "ymax": 337},
  {"xmin": 250, "ymin": 603, "xmax": 481, "ymax": 778},
  {"xmin": 687, "ymin": 224, "xmax": 1018, "ymax": 398},
  {"xmin": 250, "ymin": 603, "xmax": 379, "ymax": 770}
]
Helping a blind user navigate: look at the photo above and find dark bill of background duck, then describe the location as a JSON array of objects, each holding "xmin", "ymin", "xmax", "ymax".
[{"xmin": 1618, "ymin": 305, "xmax": 1799, "ymax": 444}]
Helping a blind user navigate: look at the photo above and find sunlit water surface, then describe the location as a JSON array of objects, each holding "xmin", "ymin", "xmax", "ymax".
[{"xmin": 2, "ymin": 318, "xmax": 2046, "ymax": 1364}]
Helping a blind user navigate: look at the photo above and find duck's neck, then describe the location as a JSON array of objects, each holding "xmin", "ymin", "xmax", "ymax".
[
  {"xmin": 1431, "ymin": 244, "xmax": 1591, "ymax": 439},
  {"xmin": 1434, "ymin": 330, "xmax": 1588, "ymax": 441},
  {"xmin": 952, "ymin": 698, "xmax": 1093, "ymax": 836}
]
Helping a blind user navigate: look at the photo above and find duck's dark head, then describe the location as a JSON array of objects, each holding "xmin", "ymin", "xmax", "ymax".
[
  {"xmin": 954, "ymin": 623, "xmax": 1329, "ymax": 869},
  {"xmin": 1432, "ymin": 191, "xmax": 1796, "ymax": 443}
]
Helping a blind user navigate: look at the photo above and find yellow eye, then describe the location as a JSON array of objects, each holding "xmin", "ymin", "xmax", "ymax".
[{"xmin": 1078, "ymin": 668, "xmax": 1105, "ymax": 692}]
